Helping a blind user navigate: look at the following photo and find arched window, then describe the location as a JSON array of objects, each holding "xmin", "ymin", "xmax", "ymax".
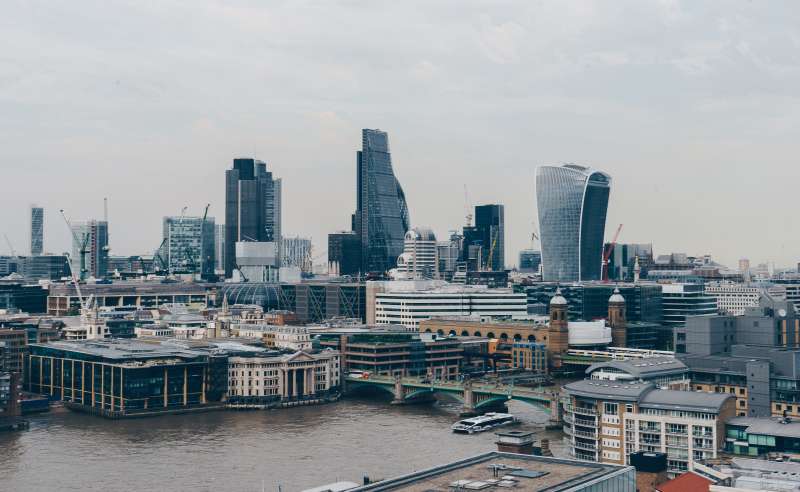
[
  {"xmin": 474, "ymin": 331, "xmax": 482, "ymax": 337},
  {"xmin": 499, "ymin": 333, "xmax": 509, "ymax": 341},
  {"xmin": 437, "ymin": 330, "xmax": 444, "ymax": 335},
  {"xmin": 513, "ymin": 334, "xmax": 522, "ymax": 341},
  {"xmin": 424, "ymin": 329, "xmax": 432, "ymax": 333},
  {"xmin": 528, "ymin": 335, "xmax": 536, "ymax": 342},
  {"xmin": 487, "ymin": 332, "xmax": 496, "ymax": 339},
  {"xmin": 461, "ymin": 331, "xmax": 469, "ymax": 336},
  {"xmin": 449, "ymin": 330, "xmax": 457, "ymax": 336}
]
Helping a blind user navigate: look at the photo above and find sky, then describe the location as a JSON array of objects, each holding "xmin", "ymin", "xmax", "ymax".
[{"xmin": 2, "ymin": 0, "xmax": 800, "ymax": 269}]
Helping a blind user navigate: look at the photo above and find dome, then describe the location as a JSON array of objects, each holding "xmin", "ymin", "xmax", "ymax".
[
  {"xmin": 550, "ymin": 288, "xmax": 567, "ymax": 306},
  {"xmin": 405, "ymin": 227, "xmax": 436, "ymax": 242},
  {"xmin": 609, "ymin": 287, "xmax": 626, "ymax": 304}
]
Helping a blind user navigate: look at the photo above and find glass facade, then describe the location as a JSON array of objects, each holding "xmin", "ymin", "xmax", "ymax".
[
  {"xmin": 30, "ymin": 206, "xmax": 43, "ymax": 256},
  {"xmin": 536, "ymin": 165, "xmax": 611, "ymax": 282},
  {"xmin": 224, "ymin": 158, "xmax": 282, "ymax": 277},
  {"xmin": 355, "ymin": 129, "xmax": 410, "ymax": 274},
  {"xmin": 462, "ymin": 204, "xmax": 505, "ymax": 271},
  {"xmin": 163, "ymin": 216, "xmax": 216, "ymax": 278}
]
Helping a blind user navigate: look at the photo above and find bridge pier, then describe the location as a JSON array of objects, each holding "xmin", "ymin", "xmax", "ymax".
[{"xmin": 391, "ymin": 376, "xmax": 406, "ymax": 405}]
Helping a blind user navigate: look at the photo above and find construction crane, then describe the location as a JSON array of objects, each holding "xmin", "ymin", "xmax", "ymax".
[
  {"xmin": 463, "ymin": 184, "xmax": 473, "ymax": 227},
  {"xmin": 485, "ymin": 230, "xmax": 498, "ymax": 271},
  {"xmin": 601, "ymin": 223, "xmax": 624, "ymax": 282},
  {"xmin": 59, "ymin": 209, "xmax": 91, "ymax": 281},
  {"xmin": 3, "ymin": 234, "xmax": 15, "ymax": 256},
  {"xmin": 153, "ymin": 238, "xmax": 169, "ymax": 274}
]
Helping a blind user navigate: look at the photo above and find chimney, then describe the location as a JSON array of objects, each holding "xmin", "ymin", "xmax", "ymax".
[
  {"xmin": 496, "ymin": 431, "xmax": 536, "ymax": 455},
  {"xmin": 629, "ymin": 452, "xmax": 668, "ymax": 492}
]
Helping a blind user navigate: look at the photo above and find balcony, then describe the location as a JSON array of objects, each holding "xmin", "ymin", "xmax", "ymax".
[
  {"xmin": 574, "ymin": 418, "xmax": 597, "ymax": 428},
  {"xmin": 573, "ymin": 440, "xmax": 597, "ymax": 452},
  {"xmin": 573, "ymin": 429, "xmax": 598, "ymax": 439},
  {"xmin": 572, "ymin": 406, "xmax": 598, "ymax": 417}
]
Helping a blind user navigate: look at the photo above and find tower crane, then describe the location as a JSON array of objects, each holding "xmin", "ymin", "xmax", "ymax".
[
  {"xmin": 59, "ymin": 209, "xmax": 91, "ymax": 281},
  {"xmin": 485, "ymin": 230, "xmax": 498, "ymax": 272},
  {"xmin": 463, "ymin": 184, "xmax": 473, "ymax": 227},
  {"xmin": 601, "ymin": 223, "xmax": 624, "ymax": 282},
  {"xmin": 3, "ymin": 234, "xmax": 16, "ymax": 256}
]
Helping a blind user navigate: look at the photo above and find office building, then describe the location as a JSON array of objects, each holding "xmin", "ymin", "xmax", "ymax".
[
  {"xmin": 606, "ymin": 243, "xmax": 653, "ymax": 281},
  {"xmin": 462, "ymin": 204, "xmax": 504, "ymax": 271},
  {"xmin": 47, "ymin": 282, "xmax": 212, "ymax": 316},
  {"xmin": 519, "ymin": 249, "xmax": 541, "ymax": 273},
  {"xmin": 0, "ymin": 281, "xmax": 48, "ymax": 314},
  {"xmin": 370, "ymin": 282, "xmax": 527, "ymax": 329},
  {"xmin": 70, "ymin": 220, "xmax": 109, "ymax": 279},
  {"xmin": 585, "ymin": 356, "xmax": 690, "ymax": 390},
  {"xmin": 436, "ymin": 232, "xmax": 463, "ymax": 281},
  {"xmin": 724, "ymin": 416, "xmax": 800, "ymax": 456},
  {"xmin": 227, "ymin": 350, "xmax": 340, "ymax": 403},
  {"xmin": 339, "ymin": 452, "xmax": 636, "ymax": 491},
  {"xmin": 280, "ymin": 236, "xmax": 312, "ymax": 273},
  {"xmin": 536, "ymin": 164, "xmax": 611, "ymax": 282},
  {"xmin": 224, "ymin": 158, "xmax": 282, "ymax": 277},
  {"xmin": 661, "ymin": 283, "xmax": 717, "ymax": 328},
  {"xmin": 214, "ymin": 224, "xmax": 225, "ymax": 274},
  {"xmin": 703, "ymin": 281, "xmax": 786, "ymax": 316},
  {"xmin": 234, "ymin": 241, "xmax": 279, "ymax": 282},
  {"xmin": 162, "ymin": 216, "xmax": 215, "ymax": 278},
  {"xmin": 0, "ymin": 255, "xmax": 69, "ymax": 281},
  {"xmin": 30, "ymin": 206, "xmax": 43, "ymax": 256},
  {"xmin": 317, "ymin": 332, "xmax": 463, "ymax": 380},
  {"xmin": 353, "ymin": 129, "xmax": 410, "ymax": 274},
  {"xmin": 563, "ymin": 379, "xmax": 734, "ymax": 475},
  {"xmin": 518, "ymin": 283, "xmax": 663, "ymax": 323},
  {"xmin": 327, "ymin": 231, "xmax": 361, "ymax": 277},
  {"xmin": 393, "ymin": 227, "xmax": 437, "ymax": 280},
  {"xmin": 24, "ymin": 339, "xmax": 232, "ymax": 417}
]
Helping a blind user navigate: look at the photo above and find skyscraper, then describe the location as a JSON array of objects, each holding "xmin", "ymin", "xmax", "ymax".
[
  {"xmin": 536, "ymin": 164, "xmax": 611, "ymax": 282},
  {"xmin": 162, "ymin": 216, "xmax": 215, "ymax": 278},
  {"xmin": 224, "ymin": 158, "xmax": 282, "ymax": 277},
  {"xmin": 30, "ymin": 206, "xmax": 43, "ymax": 256},
  {"xmin": 70, "ymin": 220, "xmax": 109, "ymax": 279},
  {"xmin": 462, "ymin": 204, "xmax": 505, "ymax": 271},
  {"xmin": 214, "ymin": 224, "xmax": 225, "ymax": 274},
  {"xmin": 353, "ymin": 129, "xmax": 410, "ymax": 274}
]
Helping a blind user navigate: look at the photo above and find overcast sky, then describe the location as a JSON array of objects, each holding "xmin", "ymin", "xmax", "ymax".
[{"xmin": 2, "ymin": 1, "xmax": 799, "ymax": 269}]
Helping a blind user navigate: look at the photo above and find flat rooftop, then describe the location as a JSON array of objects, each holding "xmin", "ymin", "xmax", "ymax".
[{"xmin": 348, "ymin": 452, "xmax": 631, "ymax": 491}]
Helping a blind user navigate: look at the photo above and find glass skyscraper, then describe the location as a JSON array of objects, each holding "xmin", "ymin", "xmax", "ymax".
[
  {"xmin": 30, "ymin": 206, "xmax": 43, "ymax": 256},
  {"xmin": 224, "ymin": 158, "xmax": 282, "ymax": 277},
  {"xmin": 462, "ymin": 204, "xmax": 505, "ymax": 271},
  {"xmin": 536, "ymin": 164, "xmax": 611, "ymax": 282},
  {"xmin": 354, "ymin": 129, "xmax": 410, "ymax": 274}
]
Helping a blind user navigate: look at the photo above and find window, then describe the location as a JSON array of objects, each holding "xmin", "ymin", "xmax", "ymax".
[{"xmin": 604, "ymin": 403, "xmax": 619, "ymax": 415}]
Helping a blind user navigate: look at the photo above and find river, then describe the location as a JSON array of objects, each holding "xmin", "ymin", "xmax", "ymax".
[{"xmin": 0, "ymin": 396, "xmax": 566, "ymax": 492}]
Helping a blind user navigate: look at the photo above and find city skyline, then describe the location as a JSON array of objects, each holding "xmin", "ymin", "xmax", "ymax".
[{"xmin": 2, "ymin": 2, "xmax": 800, "ymax": 268}]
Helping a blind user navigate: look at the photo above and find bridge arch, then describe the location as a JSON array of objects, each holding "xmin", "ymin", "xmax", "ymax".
[
  {"xmin": 474, "ymin": 395, "xmax": 553, "ymax": 413},
  {"xmin": 346, "ymin": 381, "xmax": 396, "ymax": 399},
  {"xmin": 404, "ymin": 388, "xmax": 464, "ymax": 403}
]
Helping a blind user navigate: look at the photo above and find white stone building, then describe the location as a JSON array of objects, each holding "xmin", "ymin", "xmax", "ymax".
[{"xmin": 227, "ymin": 350, "xmax": 341, "ymax": 401}]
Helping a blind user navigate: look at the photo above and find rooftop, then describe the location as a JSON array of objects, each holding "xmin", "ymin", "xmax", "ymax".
[
  {"xmin": 347, "ymin": 452, "xmax": 631, "ymax": 491},
  {"xmin": 564, "ymin": 380, "xmax": 655, "ymax": 401},
  {"xmin": 727, "ymin": 416, "xmax": 800, "ymax": 439},
  {"xmin": 586, "ymin": 356, "xmax": 688, "ymax": 378},
  {"xmin": 639, "ymin": 390, "xmax": 732, "ymax": 413},
  {"xmin": 656, "ymin": 471, "xmax": 712, "ymax": 492}
]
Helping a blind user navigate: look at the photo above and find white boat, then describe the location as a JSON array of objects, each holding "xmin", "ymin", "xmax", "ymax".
[{"xmin": 451, "ymin": 412, "xmax": 516, "ymax": 434}]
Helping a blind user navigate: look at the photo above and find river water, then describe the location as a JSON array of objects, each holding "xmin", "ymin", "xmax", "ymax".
[{"xmin": 0, "ymin": 396, "xmax": 566, "ymax": 492}]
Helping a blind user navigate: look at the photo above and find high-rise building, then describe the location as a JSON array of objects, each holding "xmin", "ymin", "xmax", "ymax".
[
  {"xmin": 224, "ymin": 158, "xmax": 282, "ymax": 277},
  {"xmin": 214, "ymin": 224, "xmax": 225, "ymax": 274},
  {"xmin": 281, "ymin": 236, "xmax": 312, "ymax": 273},
  {"xmin": 606, "ymin": 243, "xmax": 653, "ymax": 281},
  {"xmin": 353, "ymin": 129, "xmax": 410, "ymax": 274},
  {"xmin": 436, "ymin": 232, "xmax": 463, "ymax": 281},
  {"xmin": 518, "ymin": 249, "xmax": 541, "ymax": 273},
  {"xmin": 462, "ymin": 204, "xmax": 504, "ymax": 271},
  {"xmin": 394, "ymin": 227, "xmax": 437, "ymax": 280},
  {"xmin": 162, "ymin": 216, "xmax": 215, "ymax": 278},
  {"xmin": 30, "ymin": 206, "xmax": 43, "ymax": 256},
  {"xmin": 328, "ymin": 232, "xmax": 361, "ymax": 276},
  {"xmin": 536, "ymin": 164, "xmax": 611, "ymax": 282},
  {"xmin": 70, "ymin": 220, "xmax": 109, "ymax": 279}
]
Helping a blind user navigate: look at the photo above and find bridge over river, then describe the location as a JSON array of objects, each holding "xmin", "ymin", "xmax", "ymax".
[{"xmin": 345, "ymin": 374, "xmax": 563, "ymax": 421}]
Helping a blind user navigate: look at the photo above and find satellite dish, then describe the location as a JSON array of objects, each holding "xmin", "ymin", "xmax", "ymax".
[{"xmin": 778, "ymin": 309, "xmax": 787, "ymax": 317}]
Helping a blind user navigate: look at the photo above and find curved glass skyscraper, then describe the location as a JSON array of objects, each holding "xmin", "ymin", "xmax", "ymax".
[
  {"xmin": 354, "ymin": 129, "xmax": 410, "ymax": 274},
  {"xmin": 536, "ymin": 164, "xmax": 611, "ymax": 282}
]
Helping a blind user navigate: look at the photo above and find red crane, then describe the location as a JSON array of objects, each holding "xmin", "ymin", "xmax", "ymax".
[{"xmin": 601, "ymin": 223, "xmax": 623, "ymax": 282}]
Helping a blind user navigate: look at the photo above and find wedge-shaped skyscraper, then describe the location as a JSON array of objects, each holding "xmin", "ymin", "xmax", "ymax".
[
  {"xmin": 354, "ymin": 129, "xmax": 410, "ymax": 274},
  {"xmin": 536, "ymin": 164, "xmax": 611, "ymax": 282}
]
